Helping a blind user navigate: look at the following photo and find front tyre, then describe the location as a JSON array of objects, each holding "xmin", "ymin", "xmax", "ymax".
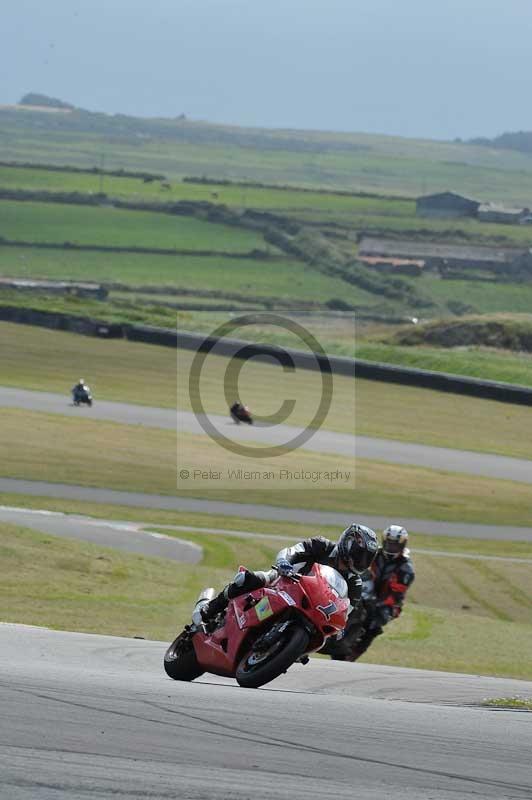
[
  {"xmin": 236, "ymin": 624, "xmax": 309, "ymax": 689},
  {"xmin": 164, "ymin": 631, "xmax": 204, "ymax": 681}
]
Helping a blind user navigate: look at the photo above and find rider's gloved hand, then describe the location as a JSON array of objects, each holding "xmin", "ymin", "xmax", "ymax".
[{"xmin": 276, "ymin": 558, "xmax": 294, "ymax": 577}]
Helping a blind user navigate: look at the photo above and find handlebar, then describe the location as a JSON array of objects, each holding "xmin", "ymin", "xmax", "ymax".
[{"xmin": 271, "ymin": 564, "xmax": 301, "ymax": 582}]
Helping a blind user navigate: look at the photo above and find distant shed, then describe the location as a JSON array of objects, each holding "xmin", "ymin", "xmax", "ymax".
[
  {"xmin": 416, "ymin": 191, "xmax": 480, "ymax": 218},
  {"xmin": 478, "ymin": 204, "xmax": 530, "ymax": 224}
]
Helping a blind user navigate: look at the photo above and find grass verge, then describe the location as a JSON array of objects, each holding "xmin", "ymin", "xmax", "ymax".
[{"xmin": 481, "ymin": 698, "xmax": 532, "ymax": 709}]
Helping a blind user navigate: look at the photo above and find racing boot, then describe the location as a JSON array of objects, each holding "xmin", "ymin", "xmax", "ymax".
[{"xmin": 200, "ymin": 589, "xmax": 229, "ymax": 624}]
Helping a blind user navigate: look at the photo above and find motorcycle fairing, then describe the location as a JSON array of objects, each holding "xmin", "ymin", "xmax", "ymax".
[
  {"xmin": 191, "ymin": 565, "xmax": 349, "ymax": 677},
  {"xmin": 192, "ymin": 586, "xmax": 299, "ymax": 676}
]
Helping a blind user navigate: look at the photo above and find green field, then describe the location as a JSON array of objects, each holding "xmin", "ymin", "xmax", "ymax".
[
  {"xmin": 0, "ymin": 164, "xmax": 416, "ymax": 215},
  {"xmin": 1, "ymin": 519, "xmax": 531, "ymax": 679},
  {"xmin": 3, "ymin": 156, "xmax": 532, "ymax": 386},
  {"xmin": 0, "ymin": 199, "xmax": 267, "ymax": 252},
  {"xmin": 0, "ymin": 246, "xmax": 375, "ymax": 304},
  {"xmin": 5, "ymin": 166, "xmax": 532, "ymax": 247},
  {"xmin": 404, "ymin": 274, "xmax": 532, "ymax": 315}
]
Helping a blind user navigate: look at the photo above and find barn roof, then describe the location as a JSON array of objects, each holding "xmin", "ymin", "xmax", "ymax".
[
  {"xmin": 416, "ymin": 191, "xmax": 480, "ymax": 204},
  {"xmin": 478, "ymin": 203, "xmax": 529, "ymax": 215}
]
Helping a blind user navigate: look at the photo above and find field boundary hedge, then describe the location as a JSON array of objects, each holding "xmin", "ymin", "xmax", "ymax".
[
  {"xmin": 183, "ymin": 175, "xmax": 414, "ymax": 202},
  {"xmin": 0, "ymin": 238, "xmax": 272, "ymax": 260},
  {"xmin": 0, "ymin": 160, "xmax": 165, "ymax": 181}
]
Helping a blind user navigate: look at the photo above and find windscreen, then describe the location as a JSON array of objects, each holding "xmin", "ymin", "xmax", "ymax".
[{"xmin": 318, "ymin": 565, "xmax": 348, "ymax": 599}]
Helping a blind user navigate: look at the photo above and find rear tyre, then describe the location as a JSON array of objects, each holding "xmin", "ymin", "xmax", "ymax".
[
  {"xmin": 164, "ymin": 632, "xmax": 204, "ymax": 681},
  {"xmin": 236, "ymin": 624, "xmax": 309, "ymax": 689}
]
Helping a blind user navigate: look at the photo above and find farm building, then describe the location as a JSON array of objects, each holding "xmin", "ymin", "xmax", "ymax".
[
  {"xmin": 477, "ymin": 204, "xmax": 531, "ymax": 224},
  {"xmin": 358, "ymin": 237, "xmax": 532, "ymax": 276},
  {"xmin": 0, "ymin": 278, "xmax": 107, "ymax": 298},
  {"xmin": 416, "ymin": 192, "xmax": 480, "ymax": 218}
]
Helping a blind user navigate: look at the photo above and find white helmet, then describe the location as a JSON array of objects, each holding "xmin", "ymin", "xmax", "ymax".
[{"xmin": 382, "ymin": 525, "xmax": 408, "ymax": 559}]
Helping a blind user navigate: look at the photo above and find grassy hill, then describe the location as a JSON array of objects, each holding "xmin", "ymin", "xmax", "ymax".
[{"xmin": 3, "ymin": 102, "xmax": 532, "ymax": 204}]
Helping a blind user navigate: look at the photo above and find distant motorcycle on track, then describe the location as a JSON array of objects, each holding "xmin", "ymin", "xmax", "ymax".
[
  {"xmin": 230, "ymin": 402, "xmax": 253, "ymax": 425},
  {"xmin": 72, "ymin": 382, "xmax": 93, "ymax": 407}
]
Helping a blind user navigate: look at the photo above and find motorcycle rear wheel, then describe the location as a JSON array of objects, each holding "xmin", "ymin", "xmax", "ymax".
[
  {"xmin": 236, "ymin": 624, "xmax": 309, "ymax": 689},
  {"xmin": 164, "ymin": 631, "xmax": 204, "ymax": 681}
]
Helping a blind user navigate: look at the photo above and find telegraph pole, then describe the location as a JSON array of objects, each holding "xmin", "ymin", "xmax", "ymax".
[{"xmin": 99, "ymin": 151, "xmax": 105, "ymax": 194}]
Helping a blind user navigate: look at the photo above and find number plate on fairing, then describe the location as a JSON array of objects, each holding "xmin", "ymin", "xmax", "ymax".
[{"xmin": 278, "ymin": 590, "xmax": 296, "ymax": 606}]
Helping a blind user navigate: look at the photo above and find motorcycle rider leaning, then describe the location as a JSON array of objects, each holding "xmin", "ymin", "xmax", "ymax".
[
  {"xmin": 200, "ymin": 523, "xmax": 379, "ymax": 625},
  {"xmin": 72, "ymin": 378, "xmax": 89, "ymax": 397},
  {"xmin": 327, "ymin": 525, "xmax": 415, "ymax": 661},
  {"xmin": 230, "ymin": 401, "xmax": 251, "ymax": 424}
]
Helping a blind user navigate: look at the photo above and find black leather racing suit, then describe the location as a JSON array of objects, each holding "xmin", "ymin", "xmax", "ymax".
[
  {"xmin": 203, "ymin": 536, "xmax": 362, "ymax": 620},
  {"xmin": 326, "ymin": 547, "xmax": 415, "ymax": 661}
]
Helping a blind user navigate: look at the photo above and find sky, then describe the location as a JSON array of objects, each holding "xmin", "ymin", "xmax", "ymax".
[{"xmin": 2, "ymin": 0, "xmax": 532, "ymax": 140}]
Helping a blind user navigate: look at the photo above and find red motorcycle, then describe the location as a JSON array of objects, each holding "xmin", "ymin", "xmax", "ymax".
[{"xmin": 164, "ymin": 564, "xmax": 350, "ymax": 689}]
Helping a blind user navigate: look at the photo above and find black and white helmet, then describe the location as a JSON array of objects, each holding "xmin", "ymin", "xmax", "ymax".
[
  {"xmin": 337, "ymin": 524, "xmax": 378, "ymax": 573},
  {"xmin": 382, "ymin": 525, "xmax": 408, "ymax": 559}
]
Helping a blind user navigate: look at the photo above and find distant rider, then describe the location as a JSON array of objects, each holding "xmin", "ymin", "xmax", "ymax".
[
  {"xmin": 72, "ymin": 378, "xmax": 89, "ymax": 397},
  {"xmin": 230, "ymin": 401, "xmax": 251, "ymax": 424},
  {"xmin": 199, "ymin": 523, "xmax": 379, "ymax": 625},
  {"xmin": 72, "ymin": 378, "xmax": 91, "ymax": 403},
  {"xmin": 325, "ymin": 525, "xmax": 415, "ymax": 661}
]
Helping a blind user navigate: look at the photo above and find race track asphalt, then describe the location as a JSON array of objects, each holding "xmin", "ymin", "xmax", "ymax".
[
  {"xmin": 2, "ymin": 385, "xmax": 532, "ymax": 483},
  {"xmin": 1, "ymin": 625, "xmax": 531, "ymax": 800},
  {"xmin": 0, "ymin": 506, "xmax": 201, "ymax": 563}
]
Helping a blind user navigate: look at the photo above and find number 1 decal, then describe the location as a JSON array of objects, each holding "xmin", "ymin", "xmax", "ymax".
[{"xmin": 317, "ymin": 602, "xmax": 337, "ymax": 620}]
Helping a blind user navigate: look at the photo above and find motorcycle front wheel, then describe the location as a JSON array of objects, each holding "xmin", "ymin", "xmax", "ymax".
[
  {"xmin": 236, "ymin": 624, "xmax": 309, "ymax": 689},
  {"xmin": 164, "ymin": 631, "xmax": 204, "ymax": 681}
]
